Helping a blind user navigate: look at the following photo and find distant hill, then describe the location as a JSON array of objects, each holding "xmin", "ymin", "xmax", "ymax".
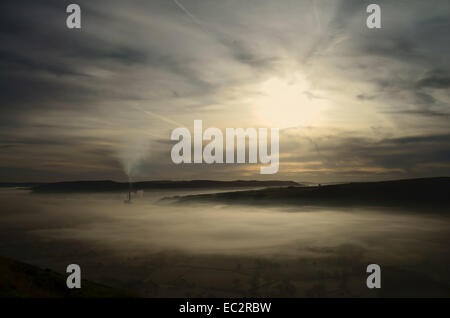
[
  {"xmin": 0, "ymin": 256, "xmax": 131, "ymax": 298},
  {"xmin": 31, "ymin": 180, "xmax": 299, "ymax": 193},
  {"xmin": 172, "ymin": 177, "xmax": 450, "ymax": 209},
  {"xmin": 0, "ymin": 182, "xmax": 45, "ymax": 188}
]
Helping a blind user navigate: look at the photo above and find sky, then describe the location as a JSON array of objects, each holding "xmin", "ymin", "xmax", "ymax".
[{"xmin": 0, "ymin": 0, "xmax": 449, "ymax": 183}]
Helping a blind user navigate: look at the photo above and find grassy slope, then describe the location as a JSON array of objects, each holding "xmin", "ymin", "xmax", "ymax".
[{"xmin": 0, "ymin": 256, "xmax": 132, "ymax": 298}]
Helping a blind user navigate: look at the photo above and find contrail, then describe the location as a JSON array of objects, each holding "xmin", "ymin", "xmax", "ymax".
[
  {"xmin": 173, "ymin": 0, "xmax": 202, "ymax": 25},
  {"xmin": 313, "ymin": 0, "xmax": 322, "ymax": 32},
  {"xmin": 132, "ymin": 104, "xmax": 185, "ymax": 128}
]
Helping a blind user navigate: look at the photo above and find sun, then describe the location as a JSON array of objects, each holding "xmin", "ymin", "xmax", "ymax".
[{"xmin": 252, "ymin": 73, "xmax": 325, "ymax": 129}]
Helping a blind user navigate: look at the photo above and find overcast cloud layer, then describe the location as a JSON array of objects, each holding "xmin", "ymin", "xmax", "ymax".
[{"xmin": 0, "ymin": 0, "xmax": 449, "ymax": 182}]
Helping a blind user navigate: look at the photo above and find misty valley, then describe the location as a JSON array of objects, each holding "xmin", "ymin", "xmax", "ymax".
[{"xmin": 1, "ymin": 179, "xmax": 450, "ymax": 297}]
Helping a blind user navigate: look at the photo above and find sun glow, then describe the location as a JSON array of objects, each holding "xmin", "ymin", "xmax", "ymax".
[{"xmin": 252, "ymin": 73, "xmax": 326, "ymax": 129}]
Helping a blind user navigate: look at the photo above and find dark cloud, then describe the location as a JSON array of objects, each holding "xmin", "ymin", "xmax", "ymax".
[
  {"xmin": 386, "ymin": 109, "xmax": 450, "ymax": 119},
  {"xmin": 277, "ymin": 129, "xmax": 450, "ymax": 182},
  {"xmin": 328, "ymin": 134, "xmax": 450, "ymax": 173},
  {"xmin": 357, "ymin": 94, "xmax": 376, "ymax": 101},
  {"xmin": 417, "ymin": 75, "xmax": 450, "ymax": 89}
]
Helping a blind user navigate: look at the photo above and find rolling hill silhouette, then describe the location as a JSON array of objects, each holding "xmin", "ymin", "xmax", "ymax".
[
  {"xmin": 172, "ymin": 177, "xmax": 450, "ymax": 209},
  {"xmin": 30, "ymin": 180, "xmax": 298, "ymax": 193}
]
